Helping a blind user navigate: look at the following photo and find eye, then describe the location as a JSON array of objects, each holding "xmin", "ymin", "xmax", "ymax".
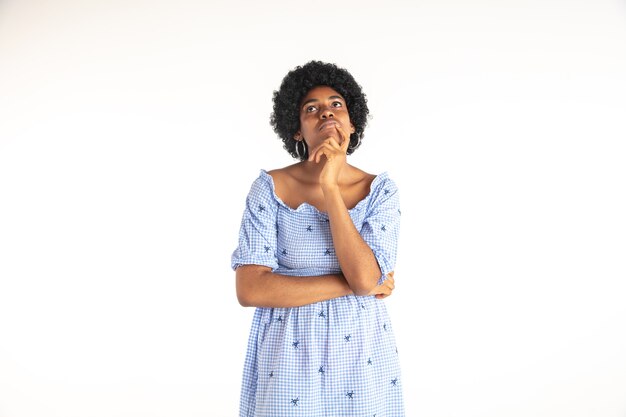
[
  {"xmin": 305, "ymin": 105, "xmax": 317, "ymax": 113},
  {"xmin": 332, "ymin": 101, "xmax": 343, "ymax": 107}
]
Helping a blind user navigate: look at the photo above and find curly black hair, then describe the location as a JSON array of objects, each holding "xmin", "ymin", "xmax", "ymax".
[{"xmin": 270, "ymin": 60, "xmax": 370, "ymax": 161}]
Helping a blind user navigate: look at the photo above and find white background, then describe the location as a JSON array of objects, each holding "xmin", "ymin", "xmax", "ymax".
[{"xmin": 1, "ymin": 0, "xmax": 625, "ymax": 416}]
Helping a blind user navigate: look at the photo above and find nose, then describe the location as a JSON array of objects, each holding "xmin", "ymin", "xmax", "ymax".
[{"xmin": 320, "ymin": 105, "xmax": 334, "ymax": 119}]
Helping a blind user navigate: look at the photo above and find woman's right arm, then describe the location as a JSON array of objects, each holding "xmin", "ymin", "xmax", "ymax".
[
  {"xmin": 236, "ymin": 265, "xmax": 395, "ymax": 308},
  {"xmin": 236, "ymin": 265, "xmax": 352, "ymax": 308}
]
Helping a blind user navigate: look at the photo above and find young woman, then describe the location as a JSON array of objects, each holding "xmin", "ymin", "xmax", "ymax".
[{"xmin": 231, "ymin": 60, "xmax": 404, "ymax": 416}]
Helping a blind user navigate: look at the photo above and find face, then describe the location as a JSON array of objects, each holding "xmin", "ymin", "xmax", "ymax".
[{"xmin": 294, "ymin": 85, "xmax": 355, "ymax": 151}]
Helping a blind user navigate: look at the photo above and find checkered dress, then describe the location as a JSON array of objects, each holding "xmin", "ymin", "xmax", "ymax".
[{"xmin": 231, "ymin": 170, "xmax": 404, "ymax": 417}]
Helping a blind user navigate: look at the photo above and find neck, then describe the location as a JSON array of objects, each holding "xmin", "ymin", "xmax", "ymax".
[{"xmin": 298, "ymin": 160, "xmax": 353, "ymax": 185}]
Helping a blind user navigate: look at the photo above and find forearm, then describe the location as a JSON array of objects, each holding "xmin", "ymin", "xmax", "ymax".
[
  {"xmin": 236, "ymin": 265, "xmax": 353, "ymax": 308},
  {"xmin": 322, "ymin": 184, "xmax": 382, "ymax": 295}
]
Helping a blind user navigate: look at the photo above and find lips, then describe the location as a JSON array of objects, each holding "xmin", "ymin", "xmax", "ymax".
[{"xmin": 318, "ymin": 121, "xmax": 340, "ymax": 131}]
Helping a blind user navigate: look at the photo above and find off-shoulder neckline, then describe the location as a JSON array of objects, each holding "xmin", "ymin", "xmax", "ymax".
[{"xmin": 259, "ymin": 169, "xmax": 389, "ymax": 215}]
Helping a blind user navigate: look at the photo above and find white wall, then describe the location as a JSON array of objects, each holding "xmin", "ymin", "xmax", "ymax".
[{"xmin": 1, "ymin": 0, "xmax": 625, "ymax": 416}]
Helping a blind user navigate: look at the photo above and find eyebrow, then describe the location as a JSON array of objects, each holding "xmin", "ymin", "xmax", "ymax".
[{"xmin": 301, "ymin": 95, "xmax": 345, "ymax": 109}]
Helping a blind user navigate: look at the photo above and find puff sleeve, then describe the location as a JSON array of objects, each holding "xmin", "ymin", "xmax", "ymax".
[
  {"xmin": 231, "ymin": 173, "xmax": 279, "ymax": 271},
  {"xmin": 360, "ymin": 175, "xmax": 401, "ymax": 285}
]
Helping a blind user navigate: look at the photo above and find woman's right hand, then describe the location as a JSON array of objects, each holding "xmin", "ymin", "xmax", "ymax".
[{"xmin": 368, "ymin": 271, "xmax": 395, "ymax": 299}]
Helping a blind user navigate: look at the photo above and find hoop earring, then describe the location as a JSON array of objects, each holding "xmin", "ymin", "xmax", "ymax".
[
  {"xmin": 295, "ymin": 140, "xmax": 305, "ymax": 160},
  {"xmin": 349, "ymin": 134, "xmax": 361, "ymax": 151}
]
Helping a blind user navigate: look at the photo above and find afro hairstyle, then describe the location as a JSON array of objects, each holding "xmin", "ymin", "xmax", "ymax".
[{"xmin": 270, "ymin": 60, "xmax": 370, "ymax": 161}]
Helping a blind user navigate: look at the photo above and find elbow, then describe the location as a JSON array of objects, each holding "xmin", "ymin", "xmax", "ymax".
[
  {"xmin": 349, "ymin": 274, "xmax": 380, "ymax": 296},
  {"xmin": 352, "ymin": 288, "xmax": 371, "ymax": 297},
  {"xmin": 237, "ymin": 292, "xmax": 253, "ymax": 307},
  {"xmin": 235, "ymin": 265, "xmax": 269, "ymax": 307},
  {"xmin": 236, "ymin": 279, "xmax": 255, "ymax": 307},
  {"xmin": 352, "ymin": 285, "xmax": 376, "ymax": 297},
  {"xmin": 343, "ymin": 256, "xmax": 384, "ymax": 296}
]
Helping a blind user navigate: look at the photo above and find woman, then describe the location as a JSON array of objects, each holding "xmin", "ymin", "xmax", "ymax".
[{"xmin": 231, "ymin": 60, "xmax": 404, "ymax": 416}]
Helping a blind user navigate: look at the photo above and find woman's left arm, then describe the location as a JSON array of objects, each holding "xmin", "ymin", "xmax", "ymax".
[
  {"xmin": 323, "ymin": 185, "xmax": 383, "ymax": 295},
  {"xmin": 309, "ymin": 125, "xmax": 400, "ymax": 296}
]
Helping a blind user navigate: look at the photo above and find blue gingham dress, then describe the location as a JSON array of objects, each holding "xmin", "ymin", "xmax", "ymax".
[{"xmin": 231, "ymin": 169, "xmax": 404, "ymax": 417}]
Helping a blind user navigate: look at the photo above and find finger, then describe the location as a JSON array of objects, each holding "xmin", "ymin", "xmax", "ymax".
[
  {"xmin": 321, "ymin": 136, "xmax": 341, "ymax": 151},
  {"xmin": 315, "ymin": 146, "xmax": 329, "ymax": 163},
  {"xmin": 324, "ymin": 137, "xmax": 342, "ymax": 151},
  {"xmin": 307, "ymin": 143, "xmax": 322, "ymax": 161},
  {"xmin": 308, "ymin": 140, "xmax": 330, "ymax": 161},
  {"xmin": 309, "ymin": 137, "xmax": 342, "ymax": 162},
  {"xmin": 372, "ymin": 284, "xmax": 388, "ymax": 295},
  {"xmin": 337, "ymin": 125, "xmax": 350, "ymax": 152},
  {"xmin": 330, "ymin": 137, "xmax": 342, "ymax": 150},
  {"xmin": 308, "ymin": 144, "xmax": 326, "ymax": 162},
  {"xmin": 384, "ymin": 279, "xmax": 394, "ymax": 291},
  {"xmin": 314, "ymin": 143, "xmax": 336, "ymax": 163}
]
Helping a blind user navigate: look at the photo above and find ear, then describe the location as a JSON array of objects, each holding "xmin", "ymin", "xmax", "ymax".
[
  {"xmin": 350, "ymin": 123, "xmax": 355, "ymax": 134},
  {"xmin": 294, "ymin": 131, "xmax": 302, "ymax": 140}
]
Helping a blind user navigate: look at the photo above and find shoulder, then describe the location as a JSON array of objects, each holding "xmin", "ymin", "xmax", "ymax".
[
  {"xmin": 377, "ymin": 172, "xmax": 399, "ymax": 193},
  {"xmin": 267, "ymin": 163, "xmax": 302, "ymax": 181},
  {"xmin": 244, "ymin": 169, "xmax": 278, "ymax": 207},
  {"xmin": 265, "ymin": 167, "xmax": 290, "ymax": 186},
  {"xmin": 347, "ymin": 165, "xmax": 398, "ymax": 195},
  {"xmin": 367, "ymin": 171, "xmax": 400, "ymax": 208},
  {"xmin": 266, "ymin": 163, "xmax": 307, "ymax": 193},
  {"xmin": 348, "ymin": 166, "xmax": 377, "ymax": 190}
]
